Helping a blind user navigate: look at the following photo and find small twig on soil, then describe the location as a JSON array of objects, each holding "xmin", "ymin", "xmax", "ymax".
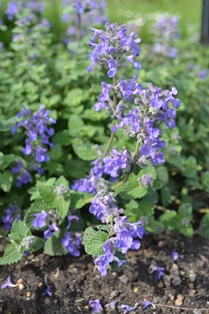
[{"xmin": 154, "ymin": 303, "xmax": 209, "ymax": 311}]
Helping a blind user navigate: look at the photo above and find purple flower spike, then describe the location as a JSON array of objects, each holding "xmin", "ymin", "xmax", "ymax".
[
  {"xmin": 119, "ymin": 303, "xmax": 136, "ymax": 313},
  {"xmin": 1, "ymin": 276, "xmax": 17, "ymax": 289},
  {"xmin": 89, "ymin": 299, "xmax": 103, "ymax": 313}
]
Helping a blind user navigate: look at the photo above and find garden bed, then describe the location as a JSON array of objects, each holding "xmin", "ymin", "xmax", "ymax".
[{"xmin": 0, "ymin": 231, "xmax": 209, "ymax": 314}]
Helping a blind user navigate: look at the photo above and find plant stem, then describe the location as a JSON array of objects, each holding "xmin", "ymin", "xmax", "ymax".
[{"xmin": 104, "ymin": 76, "xmax": 117, "ymax": 153}]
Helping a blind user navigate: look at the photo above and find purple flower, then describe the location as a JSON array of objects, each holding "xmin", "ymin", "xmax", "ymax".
[
  {"xmin": 198, "ymin": 69, "xmax": 208, "ymax": 80},
  {"xmin": 35, "ymin": 147, "xmax": 50, "ymax": 162},
  {"xmin": 22, "ymin": 139, "xmax": 33, "ymax": 155},
  {"xmin": 44, "ymin": 223, "xmax": 59, "ymax": 240},
  {"xmin": 103, "ymin": 149, "xmax": 131, "ymax": 178},
  {"xmin": 61, "ymin": 232, "xmax": 82, "ymax": 256},
  {"xmin": 142, "ymin": 300, "xmax": 154, "ymax": 310},
  {"xmin": 119, "ymin": 304, "xmax": 136, "ymax": 313},
  {"xmin": 89, "ymin": 299, "xmax": 103, "ymax": 313},
  {"xmin": 149, "ymin": 264, "xmax": 165, "ymax": 280},
  {"xmin": 32, "ymin": 210, "xmax": 48, "ymax": 228},
  {"xmin": 66, "ymin": 214, "xmax": 79, "ymax": 230},
  {"xmin": 1, "ymin": 276, "xmax": 17, "ymax": 289},
  {"xmin": 88, "ymin": 23, "xmax": 141, "ymax": 77},
  {"xmin": 45, "ymin": 284, "xmax": 52, "ymax": 297},
  {"xmin": 105, "ymin": 300, "xmax": 118, "ymax": 310},
  {"xmin": 6, "ymin": 0, "xmax": 18, "ymax": 21},
  {"xmin": 171, "ymin": 250, "xmax": 179, "ymax": 261},
  {"xmin": 2, "ymin": 204, "xmax": 21, "ymax": 230}
]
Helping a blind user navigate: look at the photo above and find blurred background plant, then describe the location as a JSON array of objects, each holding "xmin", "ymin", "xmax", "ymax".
[{"xmin": 0, "ymin": 0, "xmax": 209, "ymax": 262}]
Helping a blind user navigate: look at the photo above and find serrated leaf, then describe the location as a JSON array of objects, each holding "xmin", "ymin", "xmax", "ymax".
[
  {"xmin": 0, "ymin": 170, "xmax": 13, "ymax": 192},
  {"xmin": 199, "ymin": 214, "xmax": 209, "ymax": 238},
  {"xmin": 161, "ymin": 186, "xmax": 171, "ymax": 206},
  {"xmin": 54, "ymin": 176, "xmax": 69, "ymax": 190},
  {"xmin": 97, "ymin": 225, "xmax": 111, "ymax": 233},
  {"xmin": 179, "ymin": 223, "xmax": 193, "ymax": 237},
  {"xmin": 54, "ymin": 196, "xmax": 70, "ymax": 219},
  {"xmin": 73, "ymin": 142, "xmax": 98, "ymax": 161},
  {"xmin": 38, "ymin": 185, "xmax": 55, "ymax": 209},
  {"xmin": 44, "ymin": 231, "xmax": 68, "ymax": 256},
  {"xmin": 8, "ymin": 220, "xmax": 31, "ymax": 244},
  {"xmin": 157, "ymin": 166, "xmax": 169, "ymax": 185},
  {"xmin": 29, "ymin": 237, "xmax": 44, "ymax": 253},
  {"xmin": 0, "ymin": 244, "xmax": 23, "ymax": 265},
  {"xmin": 116, "ymin": 173, "xmax": 147, "ymax": 199},
  {"xmin": 68, "ymin": 115, "xmax": 84, "ymax": 137},
  {"xmin": 69, "ymin": 191, "xmax": 85, "ymax": 209},
  {"xmin": 159, "ymin": 210, "xmax": 177, "ymax": 222},
  {"xmin": 83, "ymin": 227, "xmax": 109, "ymax": 257}
]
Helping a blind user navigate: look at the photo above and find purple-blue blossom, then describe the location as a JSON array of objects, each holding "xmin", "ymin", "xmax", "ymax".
[
  {"xmin": 88, "ymin": 23, "xmax": 141, "ymax": 77},
  {"xmin": 45, "ymin": 284, "xmax": 52, "ymax": 297},
  {"xmin": 11, "ymin": 105, "xmax": 56, "ymax": 184},
  {"xmin": 2, "ymin": 205, "xmax": 15, "ymax": 230},
  {"xmin": 6, "ymin": 0, "xmax": 18, "ymax": 20},
  {"xmin": 44, "ymin": 223, "xmax": 59, "ymax": 240},
  {"xmin": 89, "ymin": 299, "xmax": 103, "ymax": 313},
  {"xmin": 61, "ymin": 232, "xmax": 82, "ymax": 256},
  {"xmin": 119, "ymin": 303, "xmax": 136, "ymax": 313},
  {"xmin": 32, "ymin": 210, "xmax": 48, "ymax": 228},
  {"xmin": 171, "ymin": 250, "xmax": 180, "ymax": 261},
  {"xmin": 149, "ymin": 264, "xmax": 165, "ymax": 280},
  {"xmin": 1, "ymin": 276, "xmax": 17, "ymax": 289},
  {"xmin": 142, "ymin": 300, "xmax": 154, "ymax": 310}
]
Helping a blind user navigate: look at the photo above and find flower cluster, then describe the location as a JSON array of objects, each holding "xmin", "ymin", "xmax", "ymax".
[
  {"xmin": 152, "ymin": 15, "xmax": 180, "ymax": 58},
  {"xmin": 11, "ymin": 105, "xmax": 56, "ymax": 186},
  {"xmin": 32, "ymin": 211, "xmax": 82, "ymax": 257},
  {"xmin": 93, "ymin": 74, "xmax": 180, "ymax": 166},
  {"xmin": 5, "ymin": 0, "xmax": 45, "ymax": 21},
  {"xmin": 61, "ymin": 0, "xmax": 108, "ymax": 42},
  {"xmin": 88, "ymin": 22, "xmax": 141, "ymax": 77},
  {"xmin": 94, "ymin": 215, "xmax": 144, "ymax": 276}
]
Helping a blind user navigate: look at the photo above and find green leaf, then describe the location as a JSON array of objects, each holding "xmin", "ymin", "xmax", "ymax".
[
  {"xmin": 159, "ymin": 210, "xmax": 177, "ymax": 223},
  {"xmin": 54, "ymin": 176, "xmax": 69, "ymax": 190},
  {"xmin": 0, "ymin": 244, "xmax": 23, "ymax": 265},
  {"xmin": 44, "ymin": 231, "xmax": 68, "ymax": 256},
  {"xmin": 199, "ymin": 214, "xmax": 209, "ymax": 238},
  {"xmin": 29, "ymin": 237, "xmax": 45, "ymax": 253},
  {"xmin": 8, "ymin": 220, "xmax": 31, "ymax": 244},
  {"xmin": 83, "ymin": 227, "xmax": 109, "ymax": 257},
  {"xmin": 184, "ymin": 156, "xmax": 197, "ymax": 178},
  {"xmin": 161, "ymin": 186, "xmax": 171, "ymax": 206},
  {"xmin": 179, "ymin": 223, "xmax": 193, "ymax": 237},
  {"xmin": 0, "ymin": 170, "xmax": 13, "ymax": 192},
  {"xmin": 157, "ymin": 166, "xmax": 169, "ymax": 185},
  {"xmin": 116, "ymin": 173, "xmax": 147, "ymax": 199},
  {"xmin": 68, "ymin": 115, "xmax": 84, "ymax": 137},
  {"xmin": 73, "ymin": 141, "xmax": 98, "ymax": 161},
  {"xmin": 69, "ymin": 191, "xmax": 85, "ymax": 209},
  {"xmin": 38, "ymin": 185, "xmax": 55, "ymax": 209},
  {"xmin": 54, "ymin": 196, "xmax": 70, "ymax": 219}
]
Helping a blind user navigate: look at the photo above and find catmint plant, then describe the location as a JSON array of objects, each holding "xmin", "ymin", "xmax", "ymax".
[{"xmin": 80, "ymin": 22, "xmax": 180, "ymax": 276}]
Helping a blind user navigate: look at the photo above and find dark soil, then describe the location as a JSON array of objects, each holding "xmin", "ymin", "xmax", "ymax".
[{"xmin": 0, "ymin": 231, "xmax": 209, "ymax": 314}]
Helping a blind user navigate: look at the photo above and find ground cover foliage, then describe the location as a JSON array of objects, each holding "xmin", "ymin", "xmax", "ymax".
[{"xmin": 0, "ymin": 0, "xmax": 209, "ymax": 299}]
